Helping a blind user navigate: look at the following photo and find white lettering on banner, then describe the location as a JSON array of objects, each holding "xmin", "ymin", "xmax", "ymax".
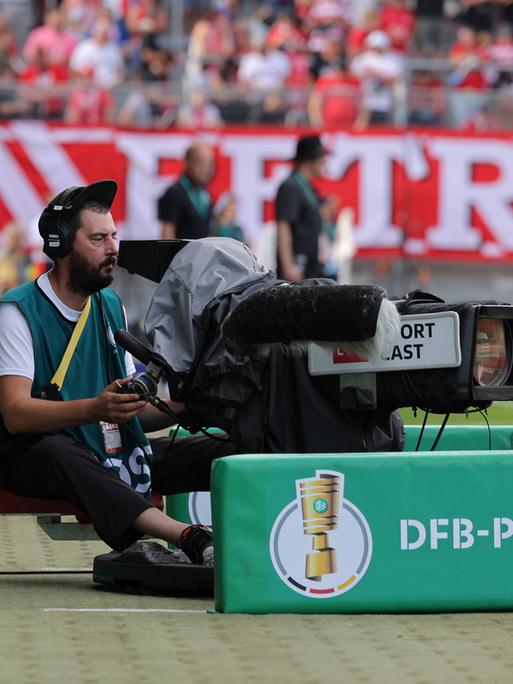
[
  {"xmin": 400, "ymin": 517, "xmax": 513, "ymax": 550},
  {"xmin": 221, "ymin": 136, "xmax": 293, "ymax": 245},
  {"xmin": 116, "ymin": 132, "xmax": 193, "ymax": 240},
  {"xmin": 5, "ymin": 123, "xmax": 513, "ymax": 260},
  {"xmin": 428, "ymin": 139, "xmax": 513, "ymax": 251},
  {"xmin": 328, "ymin": 135, "xmax": 403, "ymax": 247}
]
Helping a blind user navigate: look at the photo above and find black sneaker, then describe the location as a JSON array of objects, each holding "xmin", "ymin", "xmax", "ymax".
[{"xmin": 176, "ymin": 525, "xmax": 214, "ymax": 567}]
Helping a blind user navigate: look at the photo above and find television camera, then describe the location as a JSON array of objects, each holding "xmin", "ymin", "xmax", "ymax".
[{"xmin": 116, "ymin": 239, "xmax": 513, "ymax": 450}]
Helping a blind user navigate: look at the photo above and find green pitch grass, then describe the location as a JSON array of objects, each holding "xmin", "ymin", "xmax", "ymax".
[{"xmin": 401, "ymin": 401, "xmax": 513, "ymax": 426}]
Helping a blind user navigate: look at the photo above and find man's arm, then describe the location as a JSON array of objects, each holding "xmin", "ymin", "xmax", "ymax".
[
  {"xmin": 277, "ymin": 220, "xmax": 304, "ymax": 281},
  {"xmin": 161, "ymin": 221, "xmax": 176, "ymax": 240},
  {"xmin": 0, "ymin": 375, "xmax": 146, "ymax": 435}
]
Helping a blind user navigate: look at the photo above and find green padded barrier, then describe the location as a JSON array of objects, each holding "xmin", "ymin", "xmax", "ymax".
[
  {"xmin": 404, "ymin": 424, "xmax": 513, "ymax": 452},
  {"xmin": 212, "ymin": 451, "xmax": 513, "ymax": 614},
  {"xmin": 166, "ymin": 425, "xmax": 513, "ymax": 526}
]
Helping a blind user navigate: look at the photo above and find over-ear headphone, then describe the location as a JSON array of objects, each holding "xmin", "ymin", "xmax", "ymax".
[{"xmin": 38, "ymin": 186, "xmax": 81, "ymax": 259}]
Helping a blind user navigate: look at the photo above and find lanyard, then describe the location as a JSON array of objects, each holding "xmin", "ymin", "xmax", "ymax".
[
  {"xmin": 180, "ymin": 175, "xmax": 211, "ymax": 218},
  {"xmin": 51, "ymin": 296, "xmax": 91, "ymax": 391},
  {"xmin": 292, "ymin": 171, "xmax": 319, "ymax": 208}
]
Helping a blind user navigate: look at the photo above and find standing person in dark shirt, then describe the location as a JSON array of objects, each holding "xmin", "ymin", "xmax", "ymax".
[
  {"xmin": 275, "ymin": 134, "xmax": 327, "ymax": 281},
  {"xmin": 158, "ymin": 142, "xmax": 214, "ymax": 240}
]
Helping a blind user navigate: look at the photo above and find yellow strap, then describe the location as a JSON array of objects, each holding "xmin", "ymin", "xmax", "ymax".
[{"xmin": 51, "ymin": 297, "xmax": 91, "ymax": 391}]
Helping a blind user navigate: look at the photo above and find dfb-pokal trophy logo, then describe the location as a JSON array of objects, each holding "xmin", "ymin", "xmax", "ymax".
[{"xmin": 269, "ymin": 470, "xmax": 372, "ymax": 598}]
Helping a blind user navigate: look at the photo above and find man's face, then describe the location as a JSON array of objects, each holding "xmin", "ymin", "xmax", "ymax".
[
  {"xmin": 67, "ymin": 208, "xmax": 118, "ymax": 296},
  {"xmin": 310, "ymin": 154, "xmax": 326, "ymax": 178},
  {"xmin": 186, "ymin": 146, "xmax": 214, "ymax": 186}
]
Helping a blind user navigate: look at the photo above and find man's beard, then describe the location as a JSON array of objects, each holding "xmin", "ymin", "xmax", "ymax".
[{"xmin": 68, "ymin": 249, "xmax": 116, "ymax": 296}]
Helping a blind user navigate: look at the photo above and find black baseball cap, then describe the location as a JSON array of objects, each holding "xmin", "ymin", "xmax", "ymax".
[
  {"xmin": 40, "ymin": 179, "xmax": 117, "ymax": 224},
  {"xmin": 291, "ymin": 135, "xmax": 328, "ymax": 163}
]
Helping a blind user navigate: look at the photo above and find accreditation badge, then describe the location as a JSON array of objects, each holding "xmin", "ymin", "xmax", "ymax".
[{"xmin": 100, "ymin": 421, "xmax": 123, "ymax": 454}]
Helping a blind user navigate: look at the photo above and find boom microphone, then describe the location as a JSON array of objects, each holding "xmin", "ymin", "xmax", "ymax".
[
  {"xmin": 115, "ymin": 329, "xmax": 154, "ymax": 365},
  {"xmin": 222, "ymin": 284, "xmax": 400, "ymax": 360}
]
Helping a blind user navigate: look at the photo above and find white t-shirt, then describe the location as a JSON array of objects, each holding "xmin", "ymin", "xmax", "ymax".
[
  {"xmin": 70, "ymin": 39, "xmax": 124, "ymax": 89},
  {"xmin": 238, "ymin": 49, "xmax": 291, "ymax": 90},
  {"xmin": 350, "ymin": 50, "xmax": 403, "ymax": 112},
  {"xmin": 0, "ymin": 272, "xmax": 136, "ymax": 381}
]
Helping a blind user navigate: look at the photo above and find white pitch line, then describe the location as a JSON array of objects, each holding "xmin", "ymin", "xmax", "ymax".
[{"xmin": 43, "ymin": 608, "xmax": 207, "ymax": 614}]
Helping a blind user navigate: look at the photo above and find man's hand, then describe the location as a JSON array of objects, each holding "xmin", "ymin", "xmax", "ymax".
[
  {"xmin": 90, "ymin": 379, "xmax": 147, "ymax": 424},
  {"xmin": 282, "ymin": 263, "xmax": 304, "ymax": 281}
]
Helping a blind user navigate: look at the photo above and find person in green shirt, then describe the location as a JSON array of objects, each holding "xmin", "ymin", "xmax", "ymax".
[{"xmin": 0, "ymin": 179, "xmax": 235, "ymax": 564}]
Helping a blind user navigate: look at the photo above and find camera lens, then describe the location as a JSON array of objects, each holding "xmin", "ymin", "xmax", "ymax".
[{"xmin": 473, "ymin": 318, "xmax": 512, "ymax": 387}]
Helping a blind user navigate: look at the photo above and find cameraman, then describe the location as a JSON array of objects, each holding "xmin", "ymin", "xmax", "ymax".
[{"xmin": 0, "ymin": 180, "xmax": 236, "ymax": 565}]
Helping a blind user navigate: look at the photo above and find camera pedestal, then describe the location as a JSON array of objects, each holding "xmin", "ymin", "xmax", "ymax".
[{"xmin": 92, "ymin": 541, "xmax": 213, "ymax": 596}]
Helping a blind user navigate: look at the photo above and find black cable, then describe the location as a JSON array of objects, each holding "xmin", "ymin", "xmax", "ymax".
[
  {"xmin": 478, "ymin": 408, "xmax": 492, "ymax": 450},
  {"xmin": 430, "ymin": 413, "xmax": 450, "ymax": 451},
  {"xmin": 152, "ymin": 397, "xmax": 231, "ymax": 443},
  {"xmin": 415, "ymin": 409, "xmax": 430, "ymax": 451},
  {"xmin": 198, "ymin": 426, "xmax": 231, "ymax": 443}
]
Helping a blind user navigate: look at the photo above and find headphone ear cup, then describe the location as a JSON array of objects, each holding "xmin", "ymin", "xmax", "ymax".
[
  {"xmin": 39, "ymin": 185, "xmax": 80, "ymax": 259},
  {"xmin": 39, "ymin": 213, "xmax": 73, "ymax": 258}
]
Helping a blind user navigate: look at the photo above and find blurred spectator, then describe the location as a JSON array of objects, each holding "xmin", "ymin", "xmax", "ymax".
[
  {"xmin": 378, "ymin": 0, "xmax": 415, "ymax": 55},
  {"xmin": 308, "ymin": 56, "xmax": 359, "ymax": 128},
  {"xmin": 413, "ymin": 0, "xmax": 448, "ymax": 56},
  {"xmin": 0, "ymin": 223, "xmax": 31, "ymax": 294},
  {"xmin": 175, "ymin": 88, "xmax": 222, "ymax": 128},
  {"xmin": 447, "ymin": 24, "xmax": 490, "ymax": 126},
  {"xmin": 407, "ymin": 69, "xmax": 445, "ymax": 126},
  {"xmin": 210, "ymin": 56, "xmax": 251, "ymax": 123},
  {"xmin": 0, "ymin": 57, "xmax": 28, "ymax": 119},
  {"xmin": 350, "ymin": 29, "xmax": 403, "ymax": 126},
  {"xmin": 65, "ymin": 66, "xmax": 114, "ymax": 125},
  {"xmin": 463, "ymin": 98, "xmax": 501, "ymax": 131},
  {"xmin": 61, "ymin": 0, "xmax": 102, "ymax": 40},
  {"xmin": 238, "ymin": 37, "xmax": 291, "ymax": 90},
  {"xmin": 266, "ymin": 14, "xmax": 311, "ymax": 88},
  {"xmin": 211, "ymin": 192, "xmax": 246, "ymax": 242},
  {"xmin": 0, "ymin": 0, "xmax": 36, "ymax": 54},
  {"xmin": 256, "ymin": 90, "xmax": 288, "ymax": 123},
  {"xmin": 305, "ymin": 0, "xmax": 354, "ymax": 32},
  {"xmin": 456, "ymin": 0, "xmax": 495, "ymax": 39},
  {"xmin": 117, "ymin": 34, "xmax": 175, "ymax": 127},
  {"xmin": 126, "ymin": 0, "xmax": 169, "ymax": 40},
  {"xmin": 125, "ymin": 0, "xmax": 169, "ymax": 71},
  {"xmin": 266, "ymin": 13, "xmax": 306, "ymax": 52},
  {"xmin": 310, "ymin": 26, "xmax": 345, "ymax": 79},
  {"xmin": 186, "ymin": 8, "xmax": 235, "ymax": 87},
  {"xmin": 23, "ymin": 7, "xmax": 78, "ymax": 67},
  {"xmin": 488, "ymin": 24, "xmax": 513, "ymax": 89},
  {"xmin": 70, "ymin": 16, "xmax": 124, "ymax": 89},
  {"xmin": 0, "ymin": 13, "xmax": 18, "ymax": 67},
  {"xmin": 346, "ymin": 9, "xmax": 380, "ymax": 59},
  {"xmin": 18, "ymin": 46, "xmax": 70, "ymax": 119}
]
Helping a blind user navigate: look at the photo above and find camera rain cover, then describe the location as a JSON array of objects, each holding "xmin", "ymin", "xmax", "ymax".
[{"xmin": 143, "ymin": 238, "xmax": 403, "ymax": 453}]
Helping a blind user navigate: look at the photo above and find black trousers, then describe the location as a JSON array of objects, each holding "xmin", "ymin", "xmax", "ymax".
[{"xmin": 0, "ymin": 433, "xmax": 236, "ymax": 551}]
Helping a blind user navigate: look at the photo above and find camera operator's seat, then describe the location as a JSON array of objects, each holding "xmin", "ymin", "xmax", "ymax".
[{"xmin": 0, "ymin": 487, "xmax": 164, "ymax": 541}]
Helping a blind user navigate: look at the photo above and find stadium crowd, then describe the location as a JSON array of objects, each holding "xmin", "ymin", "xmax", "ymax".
[{"xmin": 0, "ymin": 0, "xmax": 513, "ymax": 129}]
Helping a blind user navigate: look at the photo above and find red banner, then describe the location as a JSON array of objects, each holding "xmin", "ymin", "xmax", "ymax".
[{"xmin": 2, "ymin": 123, "xmax": 513, "ymax": 262}]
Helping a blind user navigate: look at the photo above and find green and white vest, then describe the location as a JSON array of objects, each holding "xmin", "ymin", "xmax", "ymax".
[{"xmin": 0, "ymin": 281, "xmax": 153, "ymax": 497}]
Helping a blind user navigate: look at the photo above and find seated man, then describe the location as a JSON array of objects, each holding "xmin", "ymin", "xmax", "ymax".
[{"xmin": 0, "ymin": 180, "xmax": 236, "ymax": 564}]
